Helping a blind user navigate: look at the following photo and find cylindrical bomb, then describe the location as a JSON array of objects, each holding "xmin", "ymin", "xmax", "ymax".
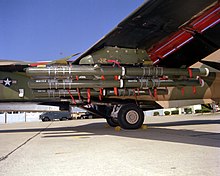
[
  {"xmin": 32, "ymin": 89, "xmax": 99, "ymax": 98},
  {"xmin": 107, "ymin": 88, "xmax": 168, "ymax": 96},
  {"xmin": 32, "ymin": 88, "xmax": 169, "ymax": 98},
  {"xmin": 26, "ymin": 66, "xmax": 209, "ymax": 78},
  {"xmin": 28, "ymin": 78, "xmax": 203, "ymax": 89}
]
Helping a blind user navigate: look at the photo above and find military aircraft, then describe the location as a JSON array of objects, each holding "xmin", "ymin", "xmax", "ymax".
[{"xmin": 0, "ymin": 0, "xmax": 220, "ymax": 129}]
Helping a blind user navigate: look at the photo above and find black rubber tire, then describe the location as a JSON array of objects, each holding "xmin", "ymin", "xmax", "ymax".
[
  {"xmin": 106, "ymin": 117, "xmax": 119, "ymax": 127},
  {"xmin": 60, "ymin": 117, "xmax": 67, "ymax": 121},
  {"xmin": 96, "ymin": 105, "xmax": 118, "ymax": 127},
  {"xmin": 117, "ymin": 104, "xmax": 144, "ymax": 129},
  {"xmin": 42, "ymin": 117, "xmax": 50, "ymax": 122}
]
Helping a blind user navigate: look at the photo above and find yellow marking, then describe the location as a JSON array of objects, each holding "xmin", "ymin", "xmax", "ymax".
[
  {"xmin": 114, "ymin": 126, "xmax": 121, "ymax": 131},
  {"xmin": 37, "ymin": 65, "xmax": 47, "ymax": 68},
  {"xmin": 143, "ymin": 60, "xmax": 153, "ymax": 65},
  {"xmin": 141, "ymin": 125, "xmax": 148, "ymax": 130}
]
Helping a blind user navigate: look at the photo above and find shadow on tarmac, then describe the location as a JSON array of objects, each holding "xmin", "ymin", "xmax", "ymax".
[
  {"xmin": 0, "ymin": 119, "xmax": 220, "ymax": 148},
  {"xmin": 148, "ymin": 119, "xmax": 220, "ymax": 127}
]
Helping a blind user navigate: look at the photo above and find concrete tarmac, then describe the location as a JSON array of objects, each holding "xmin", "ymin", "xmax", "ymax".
[{"xmin": 0, "ymin": 114, "xmax": 219, "ymax": 176}]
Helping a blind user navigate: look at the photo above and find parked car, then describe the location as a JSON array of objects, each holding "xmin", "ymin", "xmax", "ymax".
[
  {"xmin": 79, "ymin": 112, "xmax": 95, "ymax": 119},
  {"xmin": 40, "ymin": 111, "xmax": 72, "ymax": 122}
]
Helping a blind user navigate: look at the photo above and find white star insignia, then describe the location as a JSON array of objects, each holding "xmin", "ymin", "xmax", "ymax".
[{"xmin": 4, "ymin": 78, "xmax": 12, "ymax": 86}]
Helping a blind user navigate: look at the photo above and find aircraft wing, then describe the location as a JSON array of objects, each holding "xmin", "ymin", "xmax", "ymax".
[
  {"xmin": 74, "ymin": 0, "xmax": 219, "ymax": 68},
  {"xmin": 0, "ymin": 60, "xmax": 31, "ymax": 72},
  {"xmin": 0, "ymin": 53, "xmax": 79, "ymax": 71}
]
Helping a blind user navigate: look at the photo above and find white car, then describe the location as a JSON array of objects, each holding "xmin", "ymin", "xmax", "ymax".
[{"xmin": 40, "ymin": 111, "xmax": 72, "ymax": 121}]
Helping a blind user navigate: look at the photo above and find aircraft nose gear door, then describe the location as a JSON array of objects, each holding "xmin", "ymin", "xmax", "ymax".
[{"xmin": 117, "ymin": 104, "xmax": 144, "ymax": 129}]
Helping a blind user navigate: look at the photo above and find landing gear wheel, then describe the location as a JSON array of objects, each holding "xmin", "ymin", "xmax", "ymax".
[
  {"xmin": 106, "ymin": 117, "xmax": 119, "ymax": 127},
  {"xmin": 117, "ymin": 104, "xmax": 144, "ymax": 129}
]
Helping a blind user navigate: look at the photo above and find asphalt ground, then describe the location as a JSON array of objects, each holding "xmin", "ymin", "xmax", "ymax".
[{"xmin": 0, "ymin": 114, "xmax": 219, "ymax": 176}]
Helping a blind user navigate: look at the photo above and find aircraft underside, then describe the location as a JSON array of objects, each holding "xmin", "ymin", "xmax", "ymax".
[
  {"xmin": 1, "ymin": 59, "xmax": 220, "ymax": 129},
  {"xmin": 1, "ymin": 0, "xmax": 219, "ymax": 129}
]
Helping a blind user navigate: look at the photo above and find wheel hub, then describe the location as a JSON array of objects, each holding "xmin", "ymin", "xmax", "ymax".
[{"xmin": 125, "ymin": 110, "xmax": 139, "ymax": 124}]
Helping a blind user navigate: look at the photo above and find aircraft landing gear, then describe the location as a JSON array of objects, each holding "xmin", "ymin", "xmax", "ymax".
[
  {"xmin": 106, "ymin": 104, "xmax": 144, "ymax": 129},
  {"xmin": 106, "ymin": 105, "xmax": 119, "ymax": 127},
  {"xmin": 106, "ymin": 117, "xmax": 118, "ymax": 127},
  {"xmin": 117, "ymin": 104, "xmax": 144, "ymax": 129}
]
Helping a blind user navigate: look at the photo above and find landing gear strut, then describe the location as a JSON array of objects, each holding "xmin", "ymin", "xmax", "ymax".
[{"xmin": 106, "ymin": 105, "xmax": 119, "ymax": 127}]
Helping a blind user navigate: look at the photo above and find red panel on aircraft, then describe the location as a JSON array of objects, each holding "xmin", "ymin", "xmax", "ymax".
[
  {"xmin": 148, "ymin": 30, "xmax": 193, "ymax": 64},
  {"xmin": 149, "ymin": 2, "xmax": 220, "ymax": 65}
]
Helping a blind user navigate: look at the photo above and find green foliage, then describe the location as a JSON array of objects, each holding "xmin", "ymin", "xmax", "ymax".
[
  {"xmin": 195, "ymin": 106, "xmax": 211, "ymax": 114},
  {"xmin": 184, "ymin": 108, "xmax": 192, "ymax": 114},
  {"xmin": 153, "ymin": 111, "xmax": 160, "ymax": 116},
  {"xmin": 164, "ymin": 111, "xmax": 170, "ymax": 116},
  {"xmin": 201, "ymin": 105, "xmax": 211, "ymax": 113},
  {"xmin": 202, "ymin": 109, "xmax": 211, "ymax": 113},
  {"xmin": 195, "ymin": 109, "xmax": 202, "ymax": 113},
  {"xmin": 171, "ymin": 110, "xmax": 179, "ymax": 115}
]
